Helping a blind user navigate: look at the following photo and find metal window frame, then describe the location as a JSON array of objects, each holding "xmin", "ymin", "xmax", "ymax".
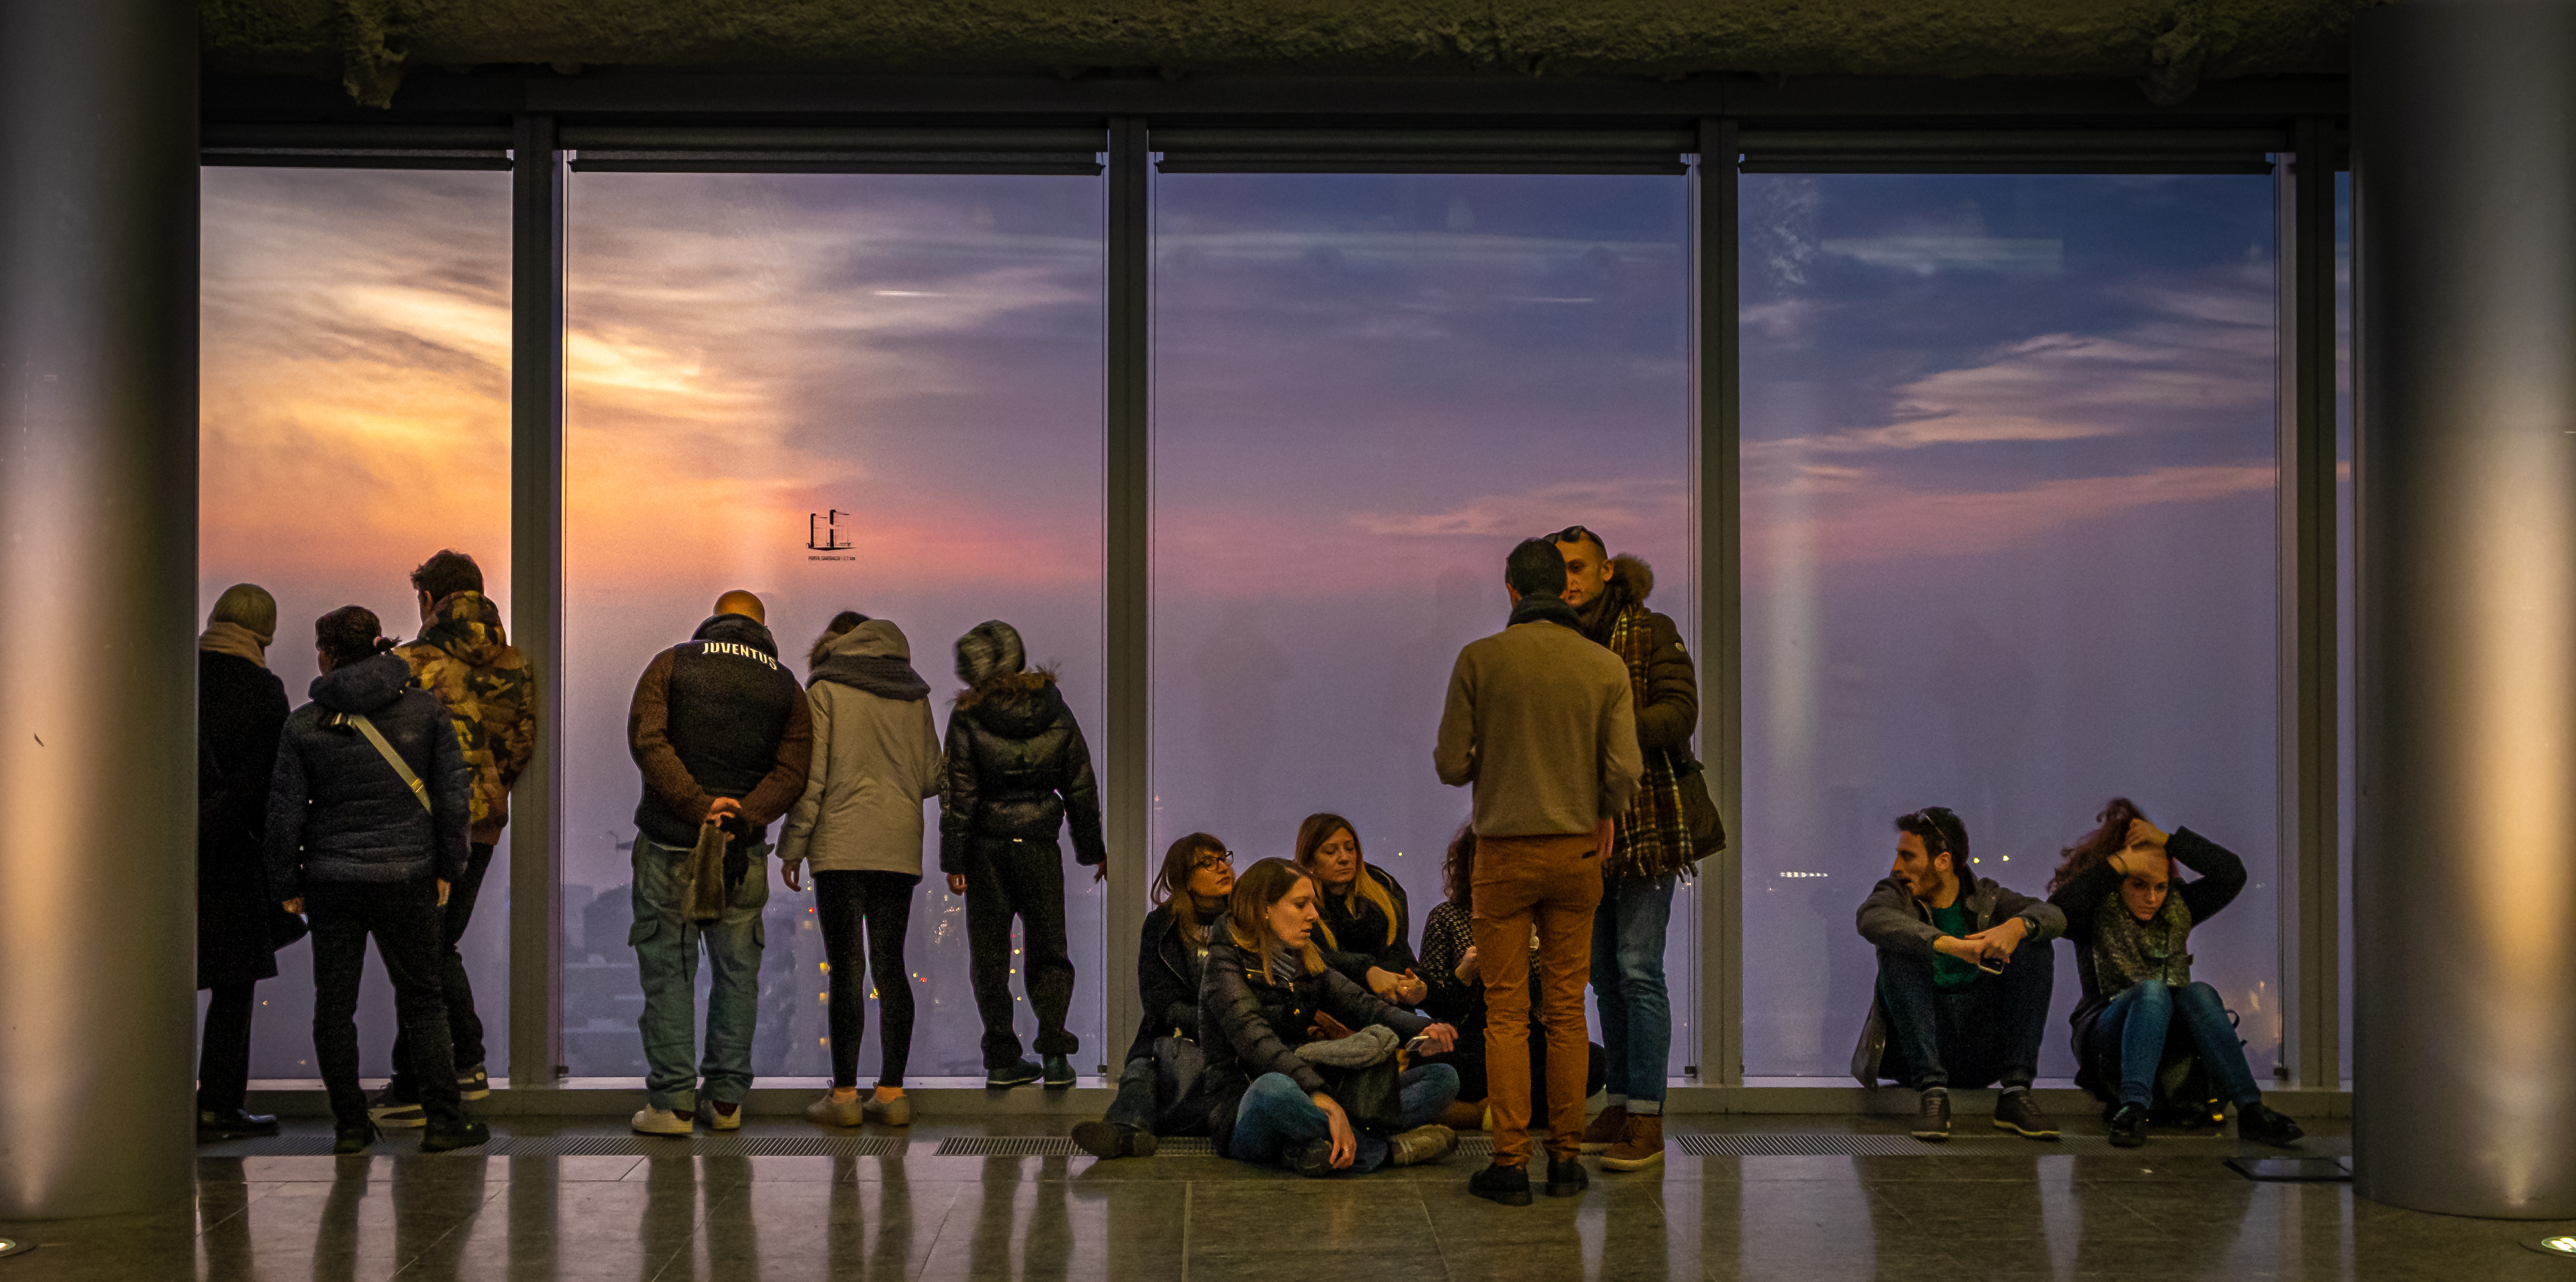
[{"xmin": 197, "ymin": 91, "xmax": 2348, "ymax": 1101}]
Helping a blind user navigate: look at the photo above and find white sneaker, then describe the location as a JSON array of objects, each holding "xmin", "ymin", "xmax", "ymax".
[
  {"xmin": 631, "ymin": 1107, "xmax": 693, "ymax": 1136},
  {"xmin": 708, "ymin": 1100, "xmax": 743, "ymax": 1131}
]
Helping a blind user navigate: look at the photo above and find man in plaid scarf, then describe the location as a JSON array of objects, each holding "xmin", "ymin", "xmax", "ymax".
[{"xmin": 1554, "ymin": 525, "xmax": 1699, "ymax": 1172}]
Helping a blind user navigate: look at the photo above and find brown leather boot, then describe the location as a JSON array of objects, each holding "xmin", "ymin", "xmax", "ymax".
[
  {"xmin": 1439, "ymin": 1098, "xmax": 1487, "ymax": 1131},
  {"xmin": 1601, "ymin": 1113, "xmax": 1665, "ymax": 1171},
  {"xmin": 1578, "ymin": 1104, "xmax": 1629, "ymax": 1153}
]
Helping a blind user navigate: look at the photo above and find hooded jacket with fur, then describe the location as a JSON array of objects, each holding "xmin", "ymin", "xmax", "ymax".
[
  {"xmin": 778, "ymin": 619, "xmax": 943, "ymax": 877},
  {"xmin": 937, "ymin": 622, "xmax": 1107, "ymax": 875},
  {"xmin": 265, "ymin": 651, "xmax": 473, "ymax": 900},
  {"xmin": 399, "ymin": 590, "xmax": 536, "ymax": 846}
]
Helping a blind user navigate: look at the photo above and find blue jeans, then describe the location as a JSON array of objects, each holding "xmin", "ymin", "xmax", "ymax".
[
  {"xmin": 1592, "ymin": 873, "xmax": 1675, "ymax": 1114},
  {"xmin": 1229, "ymin": 1064, "xmax": 1461, "ymax": 1175},
  {"xmin": 2091, "ymin": 980, "xmax": 2262, "ymax": 1109},
  {"xmin": 631, "ymin": 833, "xmax": 770, "ymax": 1112},
  {"xmin": 1873, "ymin": 942, "xmax": 2055, "ymax": 1091}
]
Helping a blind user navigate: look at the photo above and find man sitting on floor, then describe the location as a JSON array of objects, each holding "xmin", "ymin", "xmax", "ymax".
[{"xmin": 1849, "ymin": 806, "xmax": 2066, "ymax": 1142}]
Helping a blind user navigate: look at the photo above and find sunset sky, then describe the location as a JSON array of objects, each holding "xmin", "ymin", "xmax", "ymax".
[{"xmin": 201, "ymin": 163, "xmax": 2289, "ymax": 1082}]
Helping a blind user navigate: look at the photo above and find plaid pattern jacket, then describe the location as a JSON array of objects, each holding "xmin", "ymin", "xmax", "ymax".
[{"xmin": 1584, "ymin": 555, "xmax": 1701, "ymax": 881}]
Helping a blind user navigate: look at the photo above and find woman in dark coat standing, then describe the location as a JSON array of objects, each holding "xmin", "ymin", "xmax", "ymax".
[{"xmin": 196, "ymin": 584, "xmax": 293, "ymax": 1141}]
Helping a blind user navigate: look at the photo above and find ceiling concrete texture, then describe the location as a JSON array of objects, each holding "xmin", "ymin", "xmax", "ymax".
[{"xmin": 205, "ymin": 1, "xmax": 2371, "ymax": 108}]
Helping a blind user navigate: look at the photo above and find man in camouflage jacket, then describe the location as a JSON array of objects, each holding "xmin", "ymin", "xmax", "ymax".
[{"xmin": 370, "ymin": 551, "xmax": 537, "ymax": 1124}]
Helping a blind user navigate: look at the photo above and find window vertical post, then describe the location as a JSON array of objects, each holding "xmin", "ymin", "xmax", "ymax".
[
  {"xmin": 509, "ymin": 112, "xmax": 566, "ymax": 1091},
  {"xmin": 1696, "ymin": 119, "xmax": 1745, "ymax": 1089},
  {"xmin": 1102, "ymin": 118, "xmax": 1152, "ymax": 1067},
  {"xmin": 2276, "ymin": 114, "xmax": 2340, "ymax": 1091}
]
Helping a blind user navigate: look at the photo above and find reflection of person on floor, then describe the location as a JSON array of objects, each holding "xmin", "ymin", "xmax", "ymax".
[
  {"xmin": 938, "ymin": 619, "xmax": 1107, "ymax": 1090},
  {"xmin": 624, "ymin": 590, "xmax": 814, "ymax": 1137},
  {"xmin": 1850, "ymin": 806, "xmax": 2064, "ymax": 1143},
  {"xmin": 1077, "ymin": 832, "xmax": 1234, "ymax": 1158},
  {"xmin": 1295, "ymin": 813, "xmax": 1428, "ymax": 1004},
  {"xmin": 2047, "ymin": 800, "xmax": 2304, "ymax": 1149},
  {"xmin": 781, "ymin": 612, "xmax": 942, "ymax": 1129},
  {"xmin": 1417, "ymin": 824, "xmax": 1607, "ymax": 1129},
  {"xmin": 1200, "ymin": 858, "xmax": 1464, "ymax": 1177}
]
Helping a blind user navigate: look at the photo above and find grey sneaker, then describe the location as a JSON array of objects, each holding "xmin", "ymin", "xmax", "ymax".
[
  {"xmin": 861, "ymin": 1093, "xmax": 913, "ymax": 1127},
  {"xmin": 805, "ymin": 1091, "xmax": 864, "ymax": 1128},
  {"xmin": 1388, "ymin": 1123, "xmax": 1459, "ymax": 1167},
  {"xmin": 367, "ymin": 1085, "xmax": 425, "ymax": 1130},
  {"xmin": 1911, "ymin": 1088, "xmax": 1951, "ymax": 1142},
  {"xmin": 631, "ymin": 1107, "xmax": 694, "ymax": 1136}
]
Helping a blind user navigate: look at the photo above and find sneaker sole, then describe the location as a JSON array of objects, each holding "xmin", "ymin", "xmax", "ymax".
[
  {"xmin": 2109, "ymin": 1134, "xmax": 2148, "ymax": 1149},
  {"xmin": 1599, "ymin": 1150, "xmax": 1666, "ymax": 1172},
  {"xmin": 370, "ymin": 1112, "xmax": 428, "ymax": 1129},
  {"xmin": 458, "ymin": 1087, "xmax": 491, "ymax": 1101},
  {"xmin": 987, "ymin": 1077, "xmax": 1042, "ymax": 1089},
  {"xmin": 1577, "ymin": 1141, "xmax": 1616, "ymax": 1154},
  {"xmin": 1992, "ymin": 1119, "xmax": 2061, "ymax": 1139}
]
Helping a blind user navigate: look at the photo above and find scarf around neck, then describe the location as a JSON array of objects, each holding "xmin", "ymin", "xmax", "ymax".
[
  {"xmin": 2093, "ymin": 889, "xmax": 2195, "ymax": 995},
  {"xmin": 1507, "ymin": 594, "xmax": 1582, "ymax": 630},
  {"xmin": 811, "ymin": 651, "xmax": 931, "ymax": 702},
  {"xmin": 198, "ymin": 621, "xmax": 271, "ymax": 667}
]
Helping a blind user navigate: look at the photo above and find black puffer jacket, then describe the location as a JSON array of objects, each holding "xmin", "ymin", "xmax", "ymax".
[
  {"xmin": 1198, "ymin": 940, "xmax": 1431, "ymax": 1157},
  {"xmin": 1124, "ymin": 901, "xmax": 1223, "ymax": 1065},
  {"xmin": 265, "ymin": 652, "xmax": 472, "ymax": 900},
  {"xmin": 937, "ymin": 670, "xmax": 1107, "ymax": 875}
]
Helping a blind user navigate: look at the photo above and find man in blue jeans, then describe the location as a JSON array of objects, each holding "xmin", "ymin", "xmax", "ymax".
[
  {"xmin": 1849, "ymin": 807, "xmax": 2065, "ymax": 1142},
  {"xmin": 1557, "ymin": 526, "xmax": 1700, "ymax": 1171},
  {"xmin": 624, "ymin": 591, "xmax": 813, "ymax": 1135}
]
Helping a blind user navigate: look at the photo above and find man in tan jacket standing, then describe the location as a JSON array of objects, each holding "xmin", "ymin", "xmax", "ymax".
[{"xmin": 1436, "ymin": 538, "xmax": 1644, "ymax": 1206}]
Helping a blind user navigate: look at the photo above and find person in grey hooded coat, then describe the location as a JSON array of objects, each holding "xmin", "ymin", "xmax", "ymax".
[{"xmin": 780, "ymin": 612, "xmax": 942, "ymax": 1127}]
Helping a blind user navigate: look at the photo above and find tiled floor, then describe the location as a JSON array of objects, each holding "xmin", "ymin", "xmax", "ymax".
[{"xmin": 3, "ymin": 1115, "xmax": 2569, "ymax": 1280}]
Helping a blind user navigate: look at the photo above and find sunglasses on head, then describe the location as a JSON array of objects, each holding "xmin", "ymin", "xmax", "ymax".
[{"xmin": 1542, "ymin": 524, "xmax": 1600, "ymax": 548}]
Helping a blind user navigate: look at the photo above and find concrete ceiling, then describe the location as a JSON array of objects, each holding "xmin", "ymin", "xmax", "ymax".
[{"xmin": 204, "ymin": 0, "xmax": 2370, "ymax": 109}]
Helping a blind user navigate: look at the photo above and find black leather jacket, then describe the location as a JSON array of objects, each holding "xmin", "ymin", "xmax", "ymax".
[{"xmin": 936, "ymin": 672, "xmax": 1107, "ymax": 875}]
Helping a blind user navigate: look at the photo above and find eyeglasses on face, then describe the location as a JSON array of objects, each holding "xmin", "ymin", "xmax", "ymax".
[{"xmin": 1195, "ymin": 850, "xmax": 1235, "ymax": 869}]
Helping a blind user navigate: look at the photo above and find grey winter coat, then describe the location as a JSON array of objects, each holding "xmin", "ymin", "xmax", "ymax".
[
  {"xmin": 265, "ymin": 652, "xmax": 473, "ymax": 901},
  {"xmin": 779, "ymin": 621, "xmax": 944, "ymax": 877},
  {"xmin": 1848, "ymin": 873, "xmax": 2065, "ymax": 1085}
]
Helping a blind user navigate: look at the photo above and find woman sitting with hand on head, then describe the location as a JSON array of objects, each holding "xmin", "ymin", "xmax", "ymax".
[
  {"xmin": 2046, "ymin": 799, "xmax": 2303, "ymax": 1150},
  {"xmin": 1295, "ymin": 813, "xmax": 1428, "ymax": 1008},
  {"xmin": 1073, "ymin": 831, "xmax": 1235, "ymax": 1159},
  {"xmin": 1200, "ymin": 857, "xmax": 1464, "ymax": 1177}
]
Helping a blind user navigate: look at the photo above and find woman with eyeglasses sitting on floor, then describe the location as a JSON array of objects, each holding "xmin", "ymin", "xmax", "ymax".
[
  {"xmin": 1199, "ymin": 858, "xmax": 1464, "ymax": 1176},
  {"xmin": 2046, "ymin": 799, "xmax": 2303, "ymax": 1150},
  {"xmin": 1074, "ymin": 831, "xmax": 1236, "ymax": 1158}
]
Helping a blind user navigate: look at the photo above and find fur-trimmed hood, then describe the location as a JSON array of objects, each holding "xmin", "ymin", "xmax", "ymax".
[
  {"xmin": 957, "ymin": 667, "xmax": 1065, "ymax": 736},
  {"xmin": 1582, "ymin": 553, "xmax": 1660, "ymax": 641}
]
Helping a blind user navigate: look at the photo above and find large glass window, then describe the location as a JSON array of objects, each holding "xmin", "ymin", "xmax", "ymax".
[
  {"xmin": 200, "ymin": 166, "xmax": 515, "ymax": 1078},
  {"xmin": 560, "ymin": 172, "xmax": 1107, "ymax": 1080},
  {"xmin": 1738, "ymin": 174, "xmax": 2281, "ymax": 1078},
  {"xmin": 1151, "ymin": 172, "xmax": 1699, "ymax": 1075}
]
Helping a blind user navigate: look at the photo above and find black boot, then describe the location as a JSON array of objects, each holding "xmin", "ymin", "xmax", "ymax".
[
  {"xmin": 1545, "ymin": 1154, "xmax": 1590, "ymax": 1197},
  {"xmin": 1283, "ymin": 1137, "xmax": 1337, "ymax": 1179},
  {"xmin": 2107, "ymin": 1102, "xmax": 2150, "ymax": 1148},
  {"xmin": 2235, "ymin": 1101, "xmax": 2305, "ymax": 1147},
  {"xmin": 1072, "ymin": 1120, "xmax": 1156, "ymax": 1159},
  {"xmin": 1468, "ymin": 1161, "xmax": 1534, "ymax": 1206},
  {"xmin": 197, "ymin": 1108, "xmax": 280, "ymax": 1141},
  {"xmin": 421, "ymin": 1119, "xmax": 491, "ymax": 1153},
  {"xmin": 333, "ymin": 1121, "xmax": 378, "ymax": 1155}
]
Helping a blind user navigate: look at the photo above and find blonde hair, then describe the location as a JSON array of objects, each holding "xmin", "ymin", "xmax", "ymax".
[
  {"xmin": 1226, "ymin": 858, "xmax": 1325, "ymax": 982},
  {"xmin": 1295, "ymin": 813, "xmax": 1399, "ymax": 950}
]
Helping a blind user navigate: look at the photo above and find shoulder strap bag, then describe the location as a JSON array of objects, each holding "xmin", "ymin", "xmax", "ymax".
[{"xmin": 341, "ymin": 713, "xmax": 431, "ymax": 813}]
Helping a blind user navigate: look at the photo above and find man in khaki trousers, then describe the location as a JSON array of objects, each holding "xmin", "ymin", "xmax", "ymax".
[{"xmin": 1435, "ymin": 538, "xmax": 1643, "ymax": 1206}]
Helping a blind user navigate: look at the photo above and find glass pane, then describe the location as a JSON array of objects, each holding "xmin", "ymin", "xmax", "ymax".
[
  {"xmin": 2336, "ymin": 169, "xmax": 2354, "ymax": 1086},
  {"xmin": 561, "ymin": 173, "xmax": 1107, "ymax": 1080},
  {"xmin": 1739, "ymin": 174, "xmax": 2280, "ymax": 1078},
  {"xmin": 1151, "ymin": 172, "xmax": 1699, "ymax": 1076},
  {"xmin": 200, "ymin": 166, "xmax": 514, "ymax": 1079}
]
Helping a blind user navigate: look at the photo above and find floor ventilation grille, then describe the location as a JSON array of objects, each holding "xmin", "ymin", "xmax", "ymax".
[{"xmin": 935, "ymin": 1137, "xmax": 1082, "ymax": 1157}]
